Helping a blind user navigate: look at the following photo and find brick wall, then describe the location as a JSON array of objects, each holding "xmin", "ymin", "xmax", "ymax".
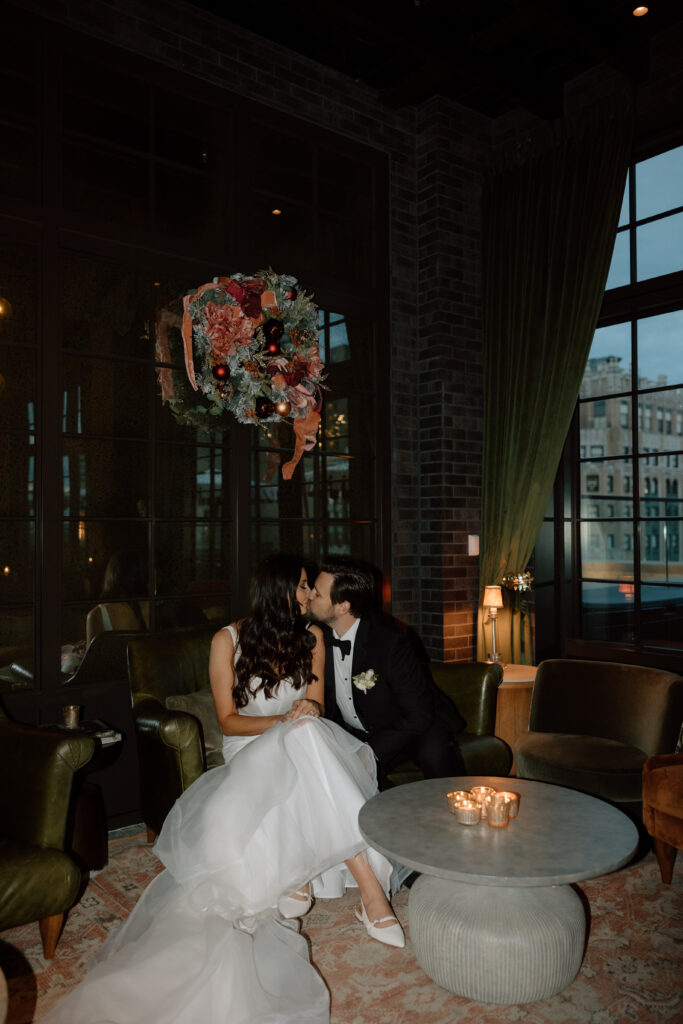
[{"xmin": 415, "ymin": 97, "xmax": 489, "ymax": 659}]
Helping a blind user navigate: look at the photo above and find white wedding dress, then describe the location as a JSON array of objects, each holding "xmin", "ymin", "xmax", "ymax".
[{"xmin": 43, "ymin": 625, "xmax": 396, "ymax": 1024}]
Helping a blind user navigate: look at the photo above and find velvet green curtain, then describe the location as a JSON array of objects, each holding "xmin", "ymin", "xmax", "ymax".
[{"xmin": 477, "ymin": 106, "xmax": 633, "ymax": 664}]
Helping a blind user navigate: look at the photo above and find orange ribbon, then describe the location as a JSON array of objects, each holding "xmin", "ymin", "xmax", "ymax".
[
  {"xmin": 181, "ymin": 289, "xmax": 211, "ymax": 392},
  {"xmin": 281, "ymin": 408, "xmax": 321, "ymax": 480},
  {"xmin": 155, "ymin": 308, "xmax": 181, "ymax": 402}
]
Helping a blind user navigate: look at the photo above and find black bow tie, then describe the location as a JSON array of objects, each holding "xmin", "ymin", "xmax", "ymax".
[{"xmin": 326, "ymin": 635, "xmax": 352, "ymax": 660}]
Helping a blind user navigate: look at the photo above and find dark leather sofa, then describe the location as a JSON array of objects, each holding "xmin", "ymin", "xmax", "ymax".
[
  {"xmin": 129, "ymin": 628, "xmax": 512, "ymax": 838},
  {"xmin": 0, "ymin": 704, "xmax": 95, "ymax": 957},
  {"xmin": 128, "ymin": 627, "xmax": 217, "ymax": 840},
  {"xmin": 387, "ymin": 661, "xmax": 512, "ymax": 784}
]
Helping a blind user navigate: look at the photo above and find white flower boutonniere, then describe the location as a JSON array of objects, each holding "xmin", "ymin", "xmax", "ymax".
[{"xmin": 353, "ymin": 669, "xmax": 378, "ymax": 694}]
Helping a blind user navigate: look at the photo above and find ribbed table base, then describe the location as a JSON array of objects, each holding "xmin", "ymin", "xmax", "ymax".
[{"xmin": 408, "ymin": 874, "xmax": 586, "ymax": 1004}]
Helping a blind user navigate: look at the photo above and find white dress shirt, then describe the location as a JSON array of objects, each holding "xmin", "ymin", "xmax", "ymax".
[{"xmin": 331, "ymin": 618, "xmax": 367, "ymax": 732}]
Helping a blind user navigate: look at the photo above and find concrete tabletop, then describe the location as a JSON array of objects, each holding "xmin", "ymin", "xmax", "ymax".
[{"xmin": 359, "ymin": 776, "xmax": 639, "ymax": 887}]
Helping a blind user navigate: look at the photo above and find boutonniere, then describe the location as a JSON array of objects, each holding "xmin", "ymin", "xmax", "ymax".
[{"xmin": 353, "ymin": 669, "xmax": 378, "ymax": 693}]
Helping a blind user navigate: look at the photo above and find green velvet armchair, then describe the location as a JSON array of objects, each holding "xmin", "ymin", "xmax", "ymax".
[
  {"xmin": 0, "ymin": 705, "xmax": 95, "ymax": 958},
  {"xmin": 514, "ymin": 659, "xmax": 683, "ymax": 813},
  {"xmin": 387, "ymin": 661, "xmax": 512, "ymax": 785},
  {"xmin": 128, "ymin": 627, "xmax": 218, "ymax": 840}
]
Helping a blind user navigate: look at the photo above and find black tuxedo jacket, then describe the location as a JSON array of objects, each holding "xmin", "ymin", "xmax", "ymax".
[{"xmin": 322, "ymin": 616, "xmax": 464, "ymax": 771}]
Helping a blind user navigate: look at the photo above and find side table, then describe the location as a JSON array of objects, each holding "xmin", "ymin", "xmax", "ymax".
[
  {"xmin": 494, "ymin": 664, "xmax": 536, "ymax": 775},
  {"xmin": 0, "ymin": 964, "xmax": 7, "ymax": 1024},
  {"xmin": 359, "ymin": 776, "xmax": 638, "ymax": 1004}
]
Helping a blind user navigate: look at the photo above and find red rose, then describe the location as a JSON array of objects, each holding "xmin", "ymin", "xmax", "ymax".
[{"xmin": 283, "ymin": 367, "xmax": 305, "ymax": 387}]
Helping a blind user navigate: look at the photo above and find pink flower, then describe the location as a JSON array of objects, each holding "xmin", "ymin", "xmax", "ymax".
[
  {"xmin": 203, "ymin": 302, "xmax": 257, "ymax": 357},
  {"xmin": 287, "ymin": 383, "xmax": 315, "ymax": 410},
  {"xmin": 306, "ymin": 349, "xmax": 324, "ymax": 379}
]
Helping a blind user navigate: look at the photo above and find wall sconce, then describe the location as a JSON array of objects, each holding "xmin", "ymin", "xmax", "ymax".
[{"xmin": 483, "ymin": 585, "xmax": 503, "ymax": 664}]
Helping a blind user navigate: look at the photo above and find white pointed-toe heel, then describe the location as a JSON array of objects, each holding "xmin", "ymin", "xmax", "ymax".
[
  {"xmin": 354, "ymin": 902, "xmax": 405, "ymax": 948},
  {"xmin": 278, "ymin": 886, "xmax": 312, "ymax": 919}
]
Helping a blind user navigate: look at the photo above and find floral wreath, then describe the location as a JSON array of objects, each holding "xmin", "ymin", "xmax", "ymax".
[{"xmin": 155, "ymin": 269, "xmax": 325, "ymax": 479}]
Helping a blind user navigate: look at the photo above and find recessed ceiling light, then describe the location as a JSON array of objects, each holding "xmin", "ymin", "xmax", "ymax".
[{"xmin": 632, "ymin": 6, "xmax": 648, "ymax": 16}]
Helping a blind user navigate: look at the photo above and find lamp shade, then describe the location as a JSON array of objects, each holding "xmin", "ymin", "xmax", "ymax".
[{"xmin": 483, "ymin": 585, "xmax": 503, "ymax": 609}]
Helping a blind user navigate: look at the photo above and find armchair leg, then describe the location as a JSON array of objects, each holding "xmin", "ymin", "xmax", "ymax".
[
  {"xmin": 653, "ymin": 837, "xmax": 677, "ymax": 883},
  {"xmin": 39, "ymin": 912, "xmax": 66, "ymax": 959},
  {"xmin": 146, "ymin": 825, "xmax": 157, "ymax": 844}
]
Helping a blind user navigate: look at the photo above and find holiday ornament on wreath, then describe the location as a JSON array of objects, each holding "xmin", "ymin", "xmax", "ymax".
[{"xmin": 155, "ymin": 269, "xmax": 325, "ymax": 479}]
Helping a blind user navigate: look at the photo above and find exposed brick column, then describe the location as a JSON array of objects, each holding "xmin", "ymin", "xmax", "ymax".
[{"xmin": 415, "ymin": 98, "xmax": 489, "ymax": 661}]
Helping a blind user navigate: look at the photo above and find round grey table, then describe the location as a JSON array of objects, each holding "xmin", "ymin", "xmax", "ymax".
[{"xmin": 359, "ymin": 776, "xmax": 639, "ymax": 1004}]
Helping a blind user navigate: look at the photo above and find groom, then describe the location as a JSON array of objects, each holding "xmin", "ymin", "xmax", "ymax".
[{"xmin": 307, "ymin": 557, "xmax": 466, "ymax": 789}]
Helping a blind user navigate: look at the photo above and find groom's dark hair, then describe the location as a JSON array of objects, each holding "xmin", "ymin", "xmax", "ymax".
[{"xmin": 320, "ymin": 557, "xmax": 378, "ymax": 618}]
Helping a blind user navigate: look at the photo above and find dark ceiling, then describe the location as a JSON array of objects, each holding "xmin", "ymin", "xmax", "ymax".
[{"xmin": 189, "ymin": 0, "xmax": 682, "ymax": 120}]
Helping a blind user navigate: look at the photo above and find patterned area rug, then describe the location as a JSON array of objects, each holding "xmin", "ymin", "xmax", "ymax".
[{"xmin": 1, "ymin": 833, "xmax": 681, "ymax": 1023}]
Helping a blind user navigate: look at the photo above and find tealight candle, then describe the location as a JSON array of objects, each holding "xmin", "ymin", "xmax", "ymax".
[
  {"xmin": 496, "ymin": 791, "xmax": 521, "ymax": 818},
  {"xmin": 453, "ymin": 799, "xmax": 481, "ymax": 826},
  {"xmin": 486, "ymin": 793, "xmax": 511, "ymax": 829},
  {"xmin": 469, "ymin": 786, "xmax": 496, "ymax": 818},
  {"xmin": 446, "ymin": 790, "xmax": 471, "ymax": 814}
]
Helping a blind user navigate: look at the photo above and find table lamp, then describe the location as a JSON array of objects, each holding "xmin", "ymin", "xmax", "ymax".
[{"xmin": 483, "ymin": 585, "xmax": 503, "ymax": 663}]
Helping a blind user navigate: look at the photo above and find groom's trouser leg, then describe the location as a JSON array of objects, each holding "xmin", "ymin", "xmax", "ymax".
[
  {"xmin": 378, "ymin": 721, "xmax": 466, "ymax": 787},
  {"xmin": 412, "ymin": 721, "xmax": 466, "ymax": 779}
]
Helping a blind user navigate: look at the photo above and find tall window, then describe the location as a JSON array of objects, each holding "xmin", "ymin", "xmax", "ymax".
[
  {"xmin": 577, "ymin": 309, "xmax": 683, "ymax": 648},
  {"xmin": 0, "ymin": 14, "xmax": 388, "ymax": 693},
  {"xmin": 560, "ymin": 144, "xmax": 683, "ymax": 659},
  {"xmin": 250, "ymin": 308, "xmax": 378, "ymax": 568}
]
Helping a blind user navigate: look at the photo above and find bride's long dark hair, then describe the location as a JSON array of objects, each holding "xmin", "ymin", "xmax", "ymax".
[{"xmin": 233, "ymin": 554, "xmax": 316, "ymax": 708}]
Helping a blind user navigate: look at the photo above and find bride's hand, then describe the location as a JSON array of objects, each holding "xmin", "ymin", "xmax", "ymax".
[{"xmin": 283, "ymin": 698, "xmax": 322, "ymax": 721}]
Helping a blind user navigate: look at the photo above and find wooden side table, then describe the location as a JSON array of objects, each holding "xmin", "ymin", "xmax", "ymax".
[
  {"xmin": 0, "ymin": 964, "xmax": 7, "ymax": 1024},
  {"xmin": 494, "ymin": 664, "xmax": 537, "ymax": 776}
]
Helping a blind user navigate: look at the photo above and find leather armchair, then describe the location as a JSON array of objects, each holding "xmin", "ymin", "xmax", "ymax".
[
  {"xmin": 642, "ymin": 752, "xmax": 683, "ymax": 882},
  {"xmin": 387, "ymin": 661, "xmax": 512, "ymax": 785},
  {"xmin": 127, "ymin": 627, "xmax": 217, "ymax": 840},
  {"xmin": 62, "ymin": 630, "xmax": 137, "ymax": 686},
  {"xmin": 0, "ymin": 704, "xmax": 95, "ymax": 958},
  {"xmin": 515, "ymin": 659, "xmax": 683, "ymax": 812}
]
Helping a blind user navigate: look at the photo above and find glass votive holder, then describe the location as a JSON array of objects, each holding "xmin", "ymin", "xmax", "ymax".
[
  {"xmin": 496, "ymin": 791, "xmax": 521, "ymax": 818},
  {"xmin": 446, "ymin": 790, "xmax": 472, "ymax": 814},
  {"xmin": 62, "ymin": 704, "xmax": 81, "ymax": 729},
  {"xmin": 469, "ymin": 786, "xmax": 496, "ymax": 818},
  {"xmin": 452, "ymin": 800, "xmax": 481, "ymax": 826},
  {"xmin": 486, "ymin": 794, "xmax": 511, "ymax": 829}
]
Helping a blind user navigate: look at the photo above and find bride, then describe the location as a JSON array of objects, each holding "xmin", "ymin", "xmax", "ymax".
[{"xmin": 44, "ymin": 554, "xmax": 404, "ymax": 1024}]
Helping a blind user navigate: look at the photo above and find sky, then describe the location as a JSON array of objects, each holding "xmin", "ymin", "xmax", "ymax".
[
  {"xmin": 606, "ymin": 144, "xmax": 683, "ymax": 293},
  {"xmin": 591, "ymin": 144, "xmax": 683, "ymax": 388},
  {"xmin": 588, "ymin": 311, "xmax": 683, "ymax": 388}
]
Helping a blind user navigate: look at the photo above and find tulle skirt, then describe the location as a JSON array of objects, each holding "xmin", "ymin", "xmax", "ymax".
[{"xmin": 43, "ymin": 717, "xmax": 396, "ymax": 1024}]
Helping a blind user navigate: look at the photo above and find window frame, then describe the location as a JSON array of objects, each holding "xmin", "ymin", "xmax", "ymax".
[{"xmin": 539, "ymin": 140, "xmax": 683, "ymax": 671}]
